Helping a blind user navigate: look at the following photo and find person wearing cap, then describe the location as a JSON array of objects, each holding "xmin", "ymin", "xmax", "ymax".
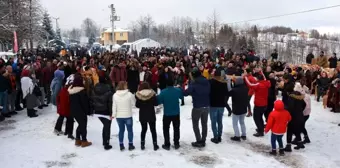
[{"xmin": 184, "ymin": 67, "xmax": 210, "ymax": 147}]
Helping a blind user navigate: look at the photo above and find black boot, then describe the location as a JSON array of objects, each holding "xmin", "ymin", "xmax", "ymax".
[
  {"xmin": 269, "ymin": 149, "xmax": 277, "ymax": 155},
  {"xmin": 2, "ymin": 113, "xmax": 11, "ymax": 118},
  {"xmin": 38, "ymin": 105, "xmax": 43, "ymax": 109},
  {"xmin": 217, "ymin": 137, "xmax": 222, "ymax": 142},
  {"xmin": 200, "ymin": 140, "xmax": 206, "ymax": 147},
  {"xmin": 279, "ymin": 148, "xmax": 285, "ymax": 156},
  {"xmin": 241, "ymin": 136, "xmax": 247, "ymax": 140},
  {"xmin": 104, "ymin": 144, "xmax": 112, "ymax": 150},
  {"xmin": 191, "ymin": 141, "xmax": 204, "ymax": 148},
  {"xmin": 230, "ymin": 136, "xmax": 241, "ymax": 142},
  {"xmin": 141, "ymin": 141, "xmax": 145, "ymax": 150},
  {"xmin": 15, "ymin": 106, "xmax": 23, "ymax": 111},
  {"xmin": 128, "ymin": 143, "xmax": 135, "ymax": 151},
  {"xmin": 211, "ymin": 138, "xmax": 219, "ymax": 144},
  {"xmin": 29, "ymin": 109, "xmax": 38, "ymax": 118},
  {"xmin": 303, "ymin": 136, "xmax": 311, "ymax": 144},
  {"xmin": 174, "ymin": 143, "xmax": 180, "ymax": 150},
  {"xmin": 294, "ymin": 142, "xmax": 305, "ymax": 150},
  {"xmin": 291, "ymin": 138, "xmax": 298, "ymax": 145},
  {"xmin": 153, "ymin": 142, "xmax": 159, "ymax": 151},
  {"xmin": 253, "ymin": 132, "xmax": 264, "ymax": 137},
  {"xmin": 162, "ymin": 144, "xmax": 170, "ymax": 151},
  {"xmin": 120, "ymin": 144, "xmax": 125, "ymax": 151},
  {"xmin": 284, "ymin": 144, "xmax": 292, "ymax": 152},
  {"xmin": 68, "ymin": 135, "xmax": 75, "ymax": 140}
]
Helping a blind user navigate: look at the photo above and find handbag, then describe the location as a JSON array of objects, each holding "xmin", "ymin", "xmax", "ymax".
[{"xmin": 33, "ymin": 85, "xmax": 42, "ymax": 96}]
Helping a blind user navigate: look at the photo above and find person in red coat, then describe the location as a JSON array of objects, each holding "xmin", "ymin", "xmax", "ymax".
[
  {"xmin": 54, "ymin": 75, "xmax": 74, "ymax": 139},
  {"xmin": 151, "ymin": 65, "xmax": 159, "ymax": 93},
  {"xmin": 265, "ymin": 100, "xmax": 291, "ymax": 156},
  {"xmin": 245, "ymin": 70, "xmax": 271, "ymax": 137},
  {"xmin": 42, "ymin": 61, "xmax": 54, "ymax": 104},
  {"xmin": 109, "ymin": 63, "xmax": 127, "ymax": 87}
]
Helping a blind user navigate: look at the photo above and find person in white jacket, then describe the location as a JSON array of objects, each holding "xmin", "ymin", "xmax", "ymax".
[{"xmin": 112, "ymin": 81, "xmax": 135, "ymax": 151}]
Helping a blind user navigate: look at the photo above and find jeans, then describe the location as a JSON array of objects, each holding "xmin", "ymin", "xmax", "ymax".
[
  {"xmin": 7, "ymin": 90, "xmax": 16, "ymax": 112},
  {"xmin": 232, "ymin": 114, "xmax": 246, "ymax": 137},
  {"xmin": 116, "ymin": 117, "xmax": 133, "ymax": 144},
  {"xmin": 253, "ymin": 106, "xmax": 266, "ymax": 133},
  {"xmin": 163, "ymin": 115, "xmax": 180, "ymax": 146},
  {"xmin": 271, "ymin": 133, "xmax": 284, "ymax": 149},
  {"xmin": 99, "ymin": 117, "xmax": 112, "ymax": 146},
  {"xmin": 302, "ymin": 115, "xmax": 309, "ymax": 137},
  {"xmin": 192, "ymin": 107, "xmax": 209, "ymax": 142},
  {"xmin": 140, "ymin": 121, "xmax": 157, "ymax": 144},
  {"xmin": 0, "ymin": 91, "xmax": 8, "ymax": 114},
  {"xmin": 74, "ymin": 115, "xmax": 87, "ymax": 141},
  {"xmin": 55, "ymin": 115, "xmax": 74, "ymax": 136},
  {"xmin": 210, "ymin": 107, "xmax": 224, "ymax": 138}
]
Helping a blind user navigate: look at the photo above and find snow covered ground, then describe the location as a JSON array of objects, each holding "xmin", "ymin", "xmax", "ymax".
[{"xmin": 1, "ymin": 95, "xmax": 340, "ymax": 168}]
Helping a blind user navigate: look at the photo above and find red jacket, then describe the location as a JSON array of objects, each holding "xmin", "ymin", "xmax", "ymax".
[
  {"xmin": 110, "ymin": 66, "xmax": 127, "ymax": 84},
  {"xmin": 56, "ymin": 87, "xmax": 70, "ymax": 117},
  {"xmin": 151, "ymin": 67, "xmax": 159, "ymax": 86},
  {"xmin": 245, "ymin": 75, "xmax": 257, "ymax": 96},
  {"xmin": 42, "ymin": 67, "xmax": 54, "ymax": 85},
  {"xmin": 265, "ymin": 100, "xmax": 291, "ymax": 134},
  {"xmin": 246, "ymin": 76, "xmax": 271, "ymax": 107}
]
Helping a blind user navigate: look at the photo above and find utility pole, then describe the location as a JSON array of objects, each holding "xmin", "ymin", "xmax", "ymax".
[
  {"xmin": 109, "ymin": 4, "xmax": 120, "ymax": 46},
  {"xmin": 52, "ymin": 17, "xmax": 60, "ymax": 39}
]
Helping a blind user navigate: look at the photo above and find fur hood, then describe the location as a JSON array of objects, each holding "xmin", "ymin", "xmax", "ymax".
[
  {"xmin": 136, "ymin": 89, "xmax": 156, "ymax": 101},
  {"xmin": 288, "ymin": 91, "xmax": 305, "ymax": 100},
  {"xmin": 68, "ymin": 86, "xmax": 85, "ymax": 95}
]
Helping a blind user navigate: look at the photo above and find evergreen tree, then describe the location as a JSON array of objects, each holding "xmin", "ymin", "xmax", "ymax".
[
  {"xmin": 251, "ymin": 25, "xmax": 259, "ymax": 38},
  {"xmin": 42, "ymin": 12, "xmax": 55, "ymax": 40},
  {"xmin": 247, "ymin": 37, "xmax": 255, "ymax": 50},
  {"xmin": 56, "ymin": 28, "xmax": 61, "ymax": 40},
  {"xmin": 238, "ymin": 36, "xmax": 247, "ymax": 50}
]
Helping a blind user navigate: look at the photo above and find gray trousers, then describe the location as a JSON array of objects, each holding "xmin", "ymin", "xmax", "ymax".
[
  {"xmin": 7, "ymin": 90, "xmax": 16, "ymax": 112},
  {"xmin": 192, "ymin": 107, "xmax": 209, "ymax": 142},
  {"xmin": 38, "ymin": 87, "xmax": 46, "ymax": 106}
]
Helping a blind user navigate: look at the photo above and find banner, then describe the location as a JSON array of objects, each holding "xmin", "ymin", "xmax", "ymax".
[{"xmin": 13, "ymin": 31, "xmax": 18, "ymax": 53}]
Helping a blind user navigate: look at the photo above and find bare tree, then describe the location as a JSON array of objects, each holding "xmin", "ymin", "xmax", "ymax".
[
  {"xmin": 207, "ymin": 9, "xmax": 220, "ymax": 47},
  {"xmin": 81, "ymin": 18, "xmax": 98, "ymax": 44},
  {"xmin": 69, "ymin": 28, "xmax": 82, "ymax": 41}
]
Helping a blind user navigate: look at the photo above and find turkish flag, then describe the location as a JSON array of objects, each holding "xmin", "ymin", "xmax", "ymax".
[{"xmin": 13, "ymin": 31, "xmax": 18, "ymax": 53}]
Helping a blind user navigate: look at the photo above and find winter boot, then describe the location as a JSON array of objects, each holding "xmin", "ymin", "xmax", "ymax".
[
  {"xmin": 120, "ymin": 144, "xmax": 125, "ymax": 151},
  {"xmin": 191, "ymin": 141, "xmax": 204, "ymax": 148},
  {"xmin": 279, "ymin": 148, "xmax": 285, "ymax": 156},
  {"xmin": 15, "ymin": 106, "xmax": 23, "ymax": 111},
  {"xmin": 211, "ymin": 138, "xmax": 219, "ymax": 144},
  {"xmin": 294, "ymin": 142, "xmax": 305, "ymax": 150},
  {"xmin": 38, "ymin": 105, "xmax": 43, "ymax": 109},
  {"xmin": 303, "ymin": 136, "xmax": 311, "ymax": 144},
  {"xmin": 104, "ymin": 144, "xmax": 112, "ymax": 150},
  {"xmin": 153, "ymin": 142, "xmax": 159, "ymax": 151},
  {"xmin": 141, "ymin": 141, "xmax": 145, "ymax": 150},
  {"xmin": 28, "ymin": 109, "xmax": 38, "ymax": 118},
  {"xmin": 75, "ymin": 139, "xmax": 82, "ymax": 147},
  {"xmin": 174, "ymin": 144, "xmax": 180, "ymax": 150},
  {"xmin": 284, "ymin": 144, "xmax": 292, "ymax": 152},
  {"xmin": 68, "ymin": 135, "xmax": 75, "ymax": 140},
  {"xmin": 241, "ymin": 136, "xmax": 247, "ymax": 140},
  {"xmin": 81, "ymin": 141, "xmax": 92, "ymax": 148},
  {"xmin": 269, "ymin": 149, "xmax": 277, "ymax": 156},
  {"xmin": 162, "ymin": 144, "xmax": 170, "ymax": 151},
  {"xmin": 230, "ymin": 136, "xmax": 241, "ymax": 142},
  {"xmin": 200, "ymin": 140, "xmax": 206, "ymax": 147},
  {"xmin": 217, "ymin": 137, "xmax": 222, "ymax": 142},
  {"xmin": 128, "ymin": 143, "xmax": 135, "ymax": 151},
  {"xmin": 253, "ymin": 132, "xmax": 264, "ymax": 137},
  {"xmin": 291, "ymin": 138, "xmax": 298, "ymax": 145}
]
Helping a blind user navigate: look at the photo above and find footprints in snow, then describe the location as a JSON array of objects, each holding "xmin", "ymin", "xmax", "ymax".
[
  {"xmin": 44, "ymin": 153, "xmax": 77, "ymax": 168},
  {"xmin": 0, "ymin": 120, "xmax": 16, "ymax": 132}
]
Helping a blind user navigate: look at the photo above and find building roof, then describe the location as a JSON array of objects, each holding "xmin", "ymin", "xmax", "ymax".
[{"xmin": 104, "ymin": 27, "xmax": 130, "ymax": 33}]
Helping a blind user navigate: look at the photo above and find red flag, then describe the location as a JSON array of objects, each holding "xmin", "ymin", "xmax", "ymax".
[{"xmin": 13, "ymin": 31, "xmax": 18, "ymax": 53}]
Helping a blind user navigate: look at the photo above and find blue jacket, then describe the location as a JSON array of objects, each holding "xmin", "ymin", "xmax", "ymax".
[
  {"xmin": 50, "ymin": 70, "xmax": 65, "ymax": 106},
  {"xmin": 157, "ymin": 86, "xmax": 183, "ymax": 116},
  {"xmin": 184, "ymin": 76, "xmax": 210, "ymax": 108}
]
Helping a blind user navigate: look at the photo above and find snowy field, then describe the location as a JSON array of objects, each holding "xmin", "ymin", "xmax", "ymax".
[{"xmin": 0, "ymin": 96, "xmax": 340, "ymax": 168}]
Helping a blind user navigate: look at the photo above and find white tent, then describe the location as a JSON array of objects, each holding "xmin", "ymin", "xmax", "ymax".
[{"xmin": 130, "ymin": 38, "xmax": 161, "ymax": 56}]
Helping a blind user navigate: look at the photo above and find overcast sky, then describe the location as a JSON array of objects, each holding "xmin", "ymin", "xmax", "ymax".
[{"xmin": 41, "ymin": 0, "xmax": 340, "ymax": 34}]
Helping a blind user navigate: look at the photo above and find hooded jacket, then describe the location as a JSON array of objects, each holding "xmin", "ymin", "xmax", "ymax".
[
  {"xmin": 184, "ymin": 76, "xmax": 210, "ymax": 108},
  {"xmin": 51, "ymin": 70, "xmax": 65, "ymax": 106},
  {"xmin": 294, "ymin": 82, "xmax": 311, "ymax": 116},
  {"xmin": 112, "ymin": 89, "xmax": 135, "ymax": 118},
  {"xmin": 286, "ymin": 91, "xmax": 306, "ymax": 125},
  {"xmin": 265, "ymin": 100, "xmax": 291, "ymax": 135},
  {"xmin": 68, "ymin": 86, "xmax": 91, "ymax": 117},
  {"xmin": 209, "ymin": 77, "xmax": 228, "ymax": 107},
  {"xmin": 230, "ymin": 78, "xmax": 249, "ymax": 115},
  {"xmin": 135, "ymin": 89, "xmax": 158, "ymax": 122},
  {"xmin": 92, "ymin": 83, "xmax": 113, "ymax": 116}
]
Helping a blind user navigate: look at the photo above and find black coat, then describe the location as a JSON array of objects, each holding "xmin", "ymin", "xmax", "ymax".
[
  {"xmin": 329, "ymin": 57, "xmax": 338, "ymax": 68},
  {"xmin": 69, "ymin": 87, "xmax": 91, "ymax": 117},
  {"xmin": 306, "ymin": 53, "xmax": 314, "ymax": 64},
  {"xmin": 317, "ymin": 77, "xmax": 330, "ymax": 90},
  {"xmin": 285, "ymin": 92, "xmax": 306, "ymax": 126},
  {"xmin": 209, "ymin": 78, "xmax": 229, "ymax": 107},
  {"xmin": 268, "ymin": 78, "xmax": 277, "ymax": 102},
  {"xmin": 127, "ymin": 68, "xmax": 140, "ymax": 93},
  {"xmin": 271, "ymin": 53, "xmax": 278, "ymax": 60},
  {"xmin": 159, "ymin": 71, "xmax": 173, "ymax": 90},
  {"xmin": 135, "ymin": 89, "xmax": 158, "ymax": 122},
  {"xmin": 92, "ymin": 83, "xmax": 113, "ymax": 116},
  {"xmin": 230, "ymin": 80, "xmax": 249, "ymax": 115}
]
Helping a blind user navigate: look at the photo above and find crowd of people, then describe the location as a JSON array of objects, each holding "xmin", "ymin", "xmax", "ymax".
[{"xmin": 0, "ymin": 47, "xmax": 339, "ymax": 156}]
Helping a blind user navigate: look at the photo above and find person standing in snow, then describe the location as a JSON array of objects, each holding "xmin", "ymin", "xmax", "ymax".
[
  {"xmin": 264, "ymin": 100, "xmax": 291, "ymax": 156},
  {"xmin": 208, "ymin": 69, "xmax": 228, "ymax": 144},
  {"xmin": 54, "ymin": 75, "xmax": 74, "ymax": 139},
  {"xmin": 245, "ymin": 69, "xmax": 271, "ymax": 137},
  {"xmin": 51, "ymin": 69, "xmax": 65, "ymax": 108},
  {"xmin": 92, "ymin": 76, "xmax": 114, "ymax": 150},
  {"xmin": 229, "ymin": 77, "xmax": 249, "ymax": 141},
  {"xmin": 284, "ymin": 83, "xmax": 306, "ymax": 152},
  {"xmin": 157, "ymin": 79, "xmax": 183, "ymax": 150},
  {"xmin": 21, "ymin": 68, "xmax": 38, "ymax": 118},
  {"xmin": 264, "ymin": 73, "xmax": 277, "ymax": 123},
  {"xmin": 112, "ymin": 81, "xmax": 135, "ymax": 151},
  {"xmin": 184, "ymin": 67, "xmax": 210, "ymax": 147},
  {"xmin": 68, "ymin": 73, "xmax": 92, "ymax": 148},
  {"xmin": 135, "ymin": 82, "xmax": 159, "ymax": 151}
]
